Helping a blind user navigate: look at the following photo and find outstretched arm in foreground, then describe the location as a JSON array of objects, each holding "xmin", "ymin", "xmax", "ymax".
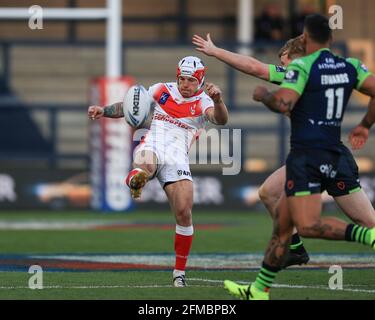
[{"xmin": 192, "ymin": 33, "xmax": 270, "ymax": 81}]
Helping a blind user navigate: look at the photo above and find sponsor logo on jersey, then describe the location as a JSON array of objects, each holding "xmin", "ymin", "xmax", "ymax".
[
  {"xmin": 308, "ymin": 182, "xmax": 321, "ymax": 188},
  {"xmin": 177, "ymin": 170, "xmax": 191, "ymax": 177},
  {"xmin": 319, "ymin": 164, "xmax": 337, "ymax": 178},
  {"xmin": 158, "ymin": 92, "xmax": 170, "ymax": 105},
  {"xmin": 317, "ymin": 120, "xmax": 341, "ymax": 127},
  {"xmin": 275, "ymin": 65, "xmax": 286, "ymax": 72},
  {"xmin": 153, "ymin": 112, "xmax": 193, "ymax": 130},
  {"xmin": 284, "ymin": 70, "xmax": 299, "ymax": 83},
  {"xmin": 360, "ymin": 63, "xmax": 369, "ymax": 72},
  {"xmin": 337, "ymin": 181, "xmax": 346, "ymax": 190},
  {"xmin": 319, "ymin": 63, "xmax": 347, "ymax": 69}
]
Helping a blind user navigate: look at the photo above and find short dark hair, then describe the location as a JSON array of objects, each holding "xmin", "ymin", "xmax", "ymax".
[{"xmin": 304, "ymin": 14, "xmax": 332, "ymax": 44}]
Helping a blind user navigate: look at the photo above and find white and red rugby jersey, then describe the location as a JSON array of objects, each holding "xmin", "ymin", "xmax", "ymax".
[{"xmin": 146, "ymin": 82, "xmax": 214, "ymax": 154}]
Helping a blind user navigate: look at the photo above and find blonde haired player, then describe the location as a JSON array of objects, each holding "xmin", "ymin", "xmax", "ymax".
[{"xmin": 88, "ymin": 56, "xmax": 228, "ymax": 287}]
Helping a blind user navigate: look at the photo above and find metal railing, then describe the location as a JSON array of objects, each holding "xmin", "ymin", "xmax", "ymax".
[
  {"xmin": 0, "ymin": 104, "xmax": 88, "ymax": 168},
  {"xmin": 0, "ymin": 103, "xmax": 369, "ymax": 170}
]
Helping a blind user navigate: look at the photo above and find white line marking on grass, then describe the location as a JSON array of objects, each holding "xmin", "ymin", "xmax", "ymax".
[
  {"xmin": 189, "ymin": 278, "xmax": 375, "ymax": 294},
  {"xmin": 0, "ymin": 279, "xmax": 373, "ymax": 294},
  {"xmin": 0, "ymin": 284, "xmax": 215, "ymax": 290}
]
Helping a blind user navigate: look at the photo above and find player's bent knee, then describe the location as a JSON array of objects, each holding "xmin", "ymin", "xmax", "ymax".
[
  {"xmin": 258, "ymin": 184, "xmax": 272, "ymax": 204},
  {"xmin": 133, "ymin": 162, "xmax": 156, "ymax": 177},
  {"xmin": 258, "ymin": 183, "xmax": 279, "ymax": 210},
  {"xmin": 258, "ymin": 184, "xmax": 266, "ymax": 202}
]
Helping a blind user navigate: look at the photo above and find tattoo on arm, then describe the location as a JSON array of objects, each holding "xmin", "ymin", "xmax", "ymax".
[
  {"xmin": 103, "ymin": 102, "xmax": 124, "ymax": 118},
  {"xmin": 262, "ymin": 92, "xmax": 294, "ymax": 114}
]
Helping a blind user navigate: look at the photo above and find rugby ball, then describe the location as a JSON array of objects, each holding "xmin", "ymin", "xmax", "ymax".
[{"xmin": 123, "ymin": 85, "xmax": 151, "ymax": 128}]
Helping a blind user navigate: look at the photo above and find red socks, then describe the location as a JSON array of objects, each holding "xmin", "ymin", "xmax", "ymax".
[{"xmin": 174, "ymin": 225, "xmax": 194, "ymax": 272}]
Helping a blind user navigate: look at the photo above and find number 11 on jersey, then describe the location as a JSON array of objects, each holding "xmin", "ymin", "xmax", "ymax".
[{"xmin": 325, "ymin": 87, "xmax": 344, "ymax": 120}]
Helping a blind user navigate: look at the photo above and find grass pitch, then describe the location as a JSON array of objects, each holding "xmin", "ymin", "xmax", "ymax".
[{"xmin": 0, "ymin": 210, "xmax": 373, "ymax": 300}]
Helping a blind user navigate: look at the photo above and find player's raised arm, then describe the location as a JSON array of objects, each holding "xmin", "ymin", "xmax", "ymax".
[
  {"xmin": 88, "ymin": 102, "xmax": 124, "ymax": 119},
  {"xmin": 348, "ymin": 75, "xmax": 375, "ymax": 149},
  {"xmin": 358, "ymin": 75, "xmax": 375, "ymax": 129},
  {"xmin": 192, "ymin": 33, "xmax": 270, "ymax": 81},
  {"xmin": 204, "ymin": 82, "xmax": 228, "ymax": 125}
]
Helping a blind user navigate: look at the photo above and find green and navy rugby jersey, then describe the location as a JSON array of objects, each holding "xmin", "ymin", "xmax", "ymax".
[{"xmin": 279, "ymin": 48, "xmax": 372, "ymax": 151}]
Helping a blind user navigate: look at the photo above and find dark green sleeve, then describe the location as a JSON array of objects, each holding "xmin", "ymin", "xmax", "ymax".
[
  {"xmin": 346, "ymin": 57, "xmax": 372, "ymax": 90},
  {"xmin": 268, "ymin": 64, "xmax": 286, "ymax": 85}
]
